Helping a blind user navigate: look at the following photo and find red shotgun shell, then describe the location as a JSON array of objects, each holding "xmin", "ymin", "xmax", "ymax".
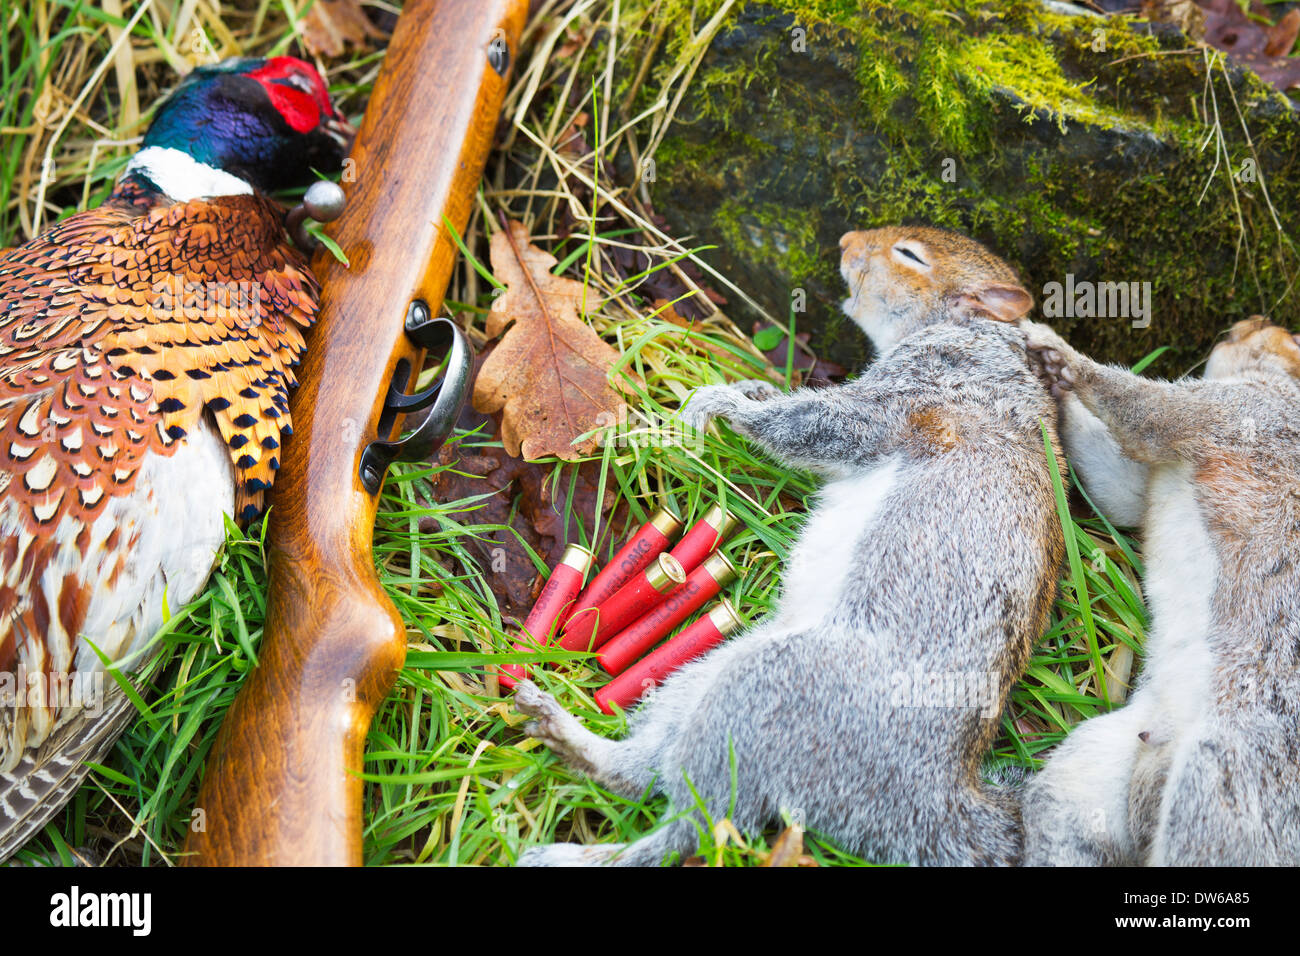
[
  {"xmin": 595, "ymin": 600, "xmax": 745, "ymax": 714},
  {"xmin": 562, "ymin": 506, "xmax": 683, "ymax": 645},
  {"xmin": 499, "ymin": 544, "xmax": 594, "ymax": 690},
  {"xmin": 598, "ymin": 551, "xmax": 739, "ymax": 675},
  {"xmin": 668, "ymin": 503, "xmax": 738, "ymax": 574},
  {"xmin": 558, "ymin": 552, "xmax": 686, "ymax": 653}
]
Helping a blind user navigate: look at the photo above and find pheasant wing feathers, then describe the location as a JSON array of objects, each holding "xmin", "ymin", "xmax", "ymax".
[
  {"xmin": 0, "ymin": 681, "xmax": 138, "ymax": 862},
  {"xmin": 0, "ymin": 191, "xmax": 318, "ymax": 533}
]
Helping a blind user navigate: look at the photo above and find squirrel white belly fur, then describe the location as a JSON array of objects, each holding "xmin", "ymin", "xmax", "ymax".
[
  {"xmin": 513, "ymin": 226, "xmax": 1065, "ymax": 867},
  {"xmin": 1021, "ymin": 316, "xmax": 1300, "ymax": 866}
]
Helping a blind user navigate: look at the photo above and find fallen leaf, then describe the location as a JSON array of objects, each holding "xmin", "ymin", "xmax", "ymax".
[
  {"xmin": 1264, "ymin": 8, "xmax": 1300, "ymax": 58},
  {"xmin": 1140, "ymin": 1, "xmax": 1300, "ymax": 92},
  {"xmin": 1139, "ymin": 0, "xmax": 1207, "ymax": 41},
  {"xmin": 1203, "ymin": 0, "xmax": 1270, "ymax": 54},
  {"xmin": 556, "ymin": 112, "xmax": 592, "ymax": 163},
  {"xmin": 1012, "ymin": 714, "xmax": 1048, "ymax": 744},
  {"xmin": 421, "ymin": 445, "xmax": 542, "ymax": 616},
  {"xmin": 553, "ymin": 23, "xmax": 592, "ymax": 61},
  {"xmin": 473, "ymin": 219, "xmax": 638, "ymax": 461},
  {"xmin": 421, "ymin": 445, "xmax": 627, "ymax": 621},
  {"xmin": 763, "ymin": 824, "xmax": 806, "ymax": 867},
  {"xmin": 1239, "ymin": 51, "xmax": 1300, "ymax": 91},
  {"xmin": 300, "ymin": 0, "xmax": 381, "ymax": 58},
  {"xmin": 653, "ymin": 298, "xmax": 695, "ymax": 330}
]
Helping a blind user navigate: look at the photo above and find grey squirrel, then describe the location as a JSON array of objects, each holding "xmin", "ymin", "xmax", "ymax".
[
  {"xmin": 513, "ymin": 226, "xmax": 1065, "ymax": 866},
  {"xmin": 1020, "ymin": 317, "xmax": 1300, "ymax": 865}
]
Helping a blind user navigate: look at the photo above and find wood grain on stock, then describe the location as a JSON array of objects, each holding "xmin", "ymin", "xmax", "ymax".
[{"xmin": 183, "ymin": 0, "xmax": 529, "ymax": 866}]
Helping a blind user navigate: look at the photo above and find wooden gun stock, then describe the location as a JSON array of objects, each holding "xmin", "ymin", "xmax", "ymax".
[{"xmin": 184, "ymin": 0, "xmax": 529, "ymax": 866}]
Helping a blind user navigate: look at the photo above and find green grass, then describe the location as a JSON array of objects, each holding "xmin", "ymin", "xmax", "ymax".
[
  {"xmin": 3, "ymin": 0, "xmax": 1147, "ymax": 867},
  {"xmin": 7, "ymin": 295, "xmax": 1149, "ymax": 867}
]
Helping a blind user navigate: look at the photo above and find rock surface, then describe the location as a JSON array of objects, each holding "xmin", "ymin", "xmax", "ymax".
[{"xmin": 646, "ymin": 0, "xmax": 1300, "ymax": 374}]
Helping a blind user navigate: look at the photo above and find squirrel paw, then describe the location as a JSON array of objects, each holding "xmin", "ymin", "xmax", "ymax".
[
  {"xmin": 514, "ymin": 680, "xmax": 590, "ymax": 766},
  {"xmin": 512, "ymin": 678, "xmax": 555, "ymax": 716},
  {"xmin": 515, "ymin": 680, "xmax": 569, "ymax": 741},
  {"xmin": 731, "ymin": 378, "xmax": 783, "ymax": 402},
  {"xmin": 517, "ymin": 843, "xmax": 623, "ymax": 867},
  {"xmin": 678, "ymin": 384, "xmax": 740, "ymax": 430},
  {"xmin": 522, "ymin": 719, "xmax": 577, "ymax": 761},
  {"xmin": 1020, "ymin": 320, "xmax": 1072, "ymax": 354},
  {"xmin": 1020, "ymin": 321, "xmax": 1077, "ymax": 398},
  {"xmin": 679, "ymin": 380, "xmax": 780, "ymax": 430}
]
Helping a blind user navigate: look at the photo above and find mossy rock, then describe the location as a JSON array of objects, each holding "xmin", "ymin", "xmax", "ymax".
[{"xmin": 645, "ymin": 0, "xmax": 1300, "ymax": 374}]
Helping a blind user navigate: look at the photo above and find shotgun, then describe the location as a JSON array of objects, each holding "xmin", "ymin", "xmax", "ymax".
[{"xmin": 183, "ymin": 0, "xmax": 529, "ymax": 866}]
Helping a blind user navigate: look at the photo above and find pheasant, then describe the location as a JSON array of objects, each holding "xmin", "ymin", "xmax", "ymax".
[{"xmin": 0, "ymin": 56, "xmax": 352, "ymax": 860}]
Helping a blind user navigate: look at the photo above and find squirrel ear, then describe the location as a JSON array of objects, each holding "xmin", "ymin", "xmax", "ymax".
[{"xmin": 951, "ymin": 283, "xmax": 1034, "ymax": 323}]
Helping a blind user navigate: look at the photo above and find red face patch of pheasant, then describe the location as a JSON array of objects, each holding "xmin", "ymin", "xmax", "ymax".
[{"xmin": 247, "ymin": 57, "xmax": 340, "ymax": 134}]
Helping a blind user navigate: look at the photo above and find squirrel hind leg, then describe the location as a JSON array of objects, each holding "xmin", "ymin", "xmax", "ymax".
[
  {"xmin": 516, "ymin": 819, "xmax": 700, "ymax": 868},
  {"xmin": 1151, "ymin": 729, "xmax": 1292, "ymax": 866},
  {"xmin": 516, "ymin": 843, "xmax": 626, "ymax": 867},
  {"xmin": 515, "ymin": 680, "xmax": 662, "ymax": 799},
  {"xmin": 1021, "ymin": 705, "xmax": 1151, "ymax": 865},
  {"xmin": 515, "ymin": 680, "xmax": 596, "ymax": 766}
]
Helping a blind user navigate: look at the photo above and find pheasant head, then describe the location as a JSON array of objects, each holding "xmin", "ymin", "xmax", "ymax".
[{"xmin": 125, "ymin": 56, "xmax": 353, "ymax": 200}]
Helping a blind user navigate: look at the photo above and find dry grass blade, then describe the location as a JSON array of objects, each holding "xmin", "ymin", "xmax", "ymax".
[{"xmin": 763, "ymin": 823, "xmax": 810, "ymax": 867}]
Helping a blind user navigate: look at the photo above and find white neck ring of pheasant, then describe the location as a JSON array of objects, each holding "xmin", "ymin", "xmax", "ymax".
[{"xmin": 123, "ymin": 147, "xmax": 254, "ymax": 201}]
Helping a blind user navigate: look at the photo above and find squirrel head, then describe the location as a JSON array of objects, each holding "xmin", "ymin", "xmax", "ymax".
[
  {"xmin": 1205, "ymin": 316, "xmax": 1300, "ymax": 382},
  {"xmin": 839, "ymin": 226, "xmax": 1034, "ymax": 356}
]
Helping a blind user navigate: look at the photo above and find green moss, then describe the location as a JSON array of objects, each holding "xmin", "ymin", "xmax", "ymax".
[
  {"xmin": 960, "ymin": 36, "xmax": 1120, "ymax": 132},
  {"xmin": 714, "ymin": 198, "xmax": 831, "ymax": 288},
  {"xmin": 636, "ymin": 0, "xmax": 1300, "ymax": 373}
]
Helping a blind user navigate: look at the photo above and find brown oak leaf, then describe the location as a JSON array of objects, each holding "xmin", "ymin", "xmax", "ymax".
[
  {"xmin": 420, "ymin": 440, "xmax": 627, "ymax": 622},
  {"xmin": 473, "ymin": 219, "xmax": 638, "ymax": 461},
  {"xmin": 300, "ymin": 0, "xmax": 382, "ymax": 59},
  {"xmin": 1264, "ymin": 9, "xmax": 1300, "ymax": 58},
  {"xmin": 421, "ymin": 342, "xmax": 632, "ymax": 621}
]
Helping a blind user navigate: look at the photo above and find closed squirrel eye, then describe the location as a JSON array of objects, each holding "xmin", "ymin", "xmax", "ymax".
[{"xmin": 892, "ymin": 243, "xmax": 930, "ymax": 270}]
